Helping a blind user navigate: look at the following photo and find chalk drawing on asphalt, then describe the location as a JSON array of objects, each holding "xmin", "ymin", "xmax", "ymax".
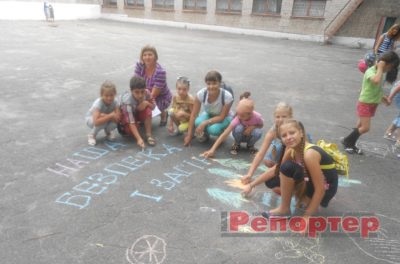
[
  {"xmin": 126, "ymin": 235, "xmax": 166, "ymax": 264},
  {"xmin": 347, "ymin": 214, "xmax": 400, "ymax": 264},
  {"xmin": 274, "ymin": 237, "xmax": 325, "ymax": 264},
  {"xmin": 211, "ymin": 158, "xmax": 266, "ymax": 172},
  {"xmin": 338, "ymin": 178, "xmax": 362, "ymax": 188},
  {"xmin": 208, "ymin": 168, "xmax": 242, "ymax": 179},
  {"xmin": 206, "ymin": 188, "xmax": 248, "ymax": 209},
  {"xmin": 356, "ymin": 141, "xmax": 391, "ymax": 158},
  {"xmin": 225, "ymin": 179, "xmax": 246, "ymax": 190}
]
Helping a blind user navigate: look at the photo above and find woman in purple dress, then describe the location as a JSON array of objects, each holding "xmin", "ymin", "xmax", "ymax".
[{"xmin": 134, "ymin": 45, "xmax": 172, "ymax": 126}]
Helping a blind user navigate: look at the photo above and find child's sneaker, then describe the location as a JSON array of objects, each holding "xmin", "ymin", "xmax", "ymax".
[
  {"xmin": 353, "ymin": 146, "xmax": 363, "ymax": 155},
  {"xmin": 230, "ymin": 143, "xmax": 240, "ymax": 155},
  {"xmin": 88, "ymin": 134, "xmax": 96, "ymax": 146},
  {"xmin": 247, "ymin": 145, "xmax": 258, "ymax": 154},
  {"xmin": 383, "ymin": 133, "xmax": 396, "ymax": 141},
  {"xmin": 106, "ymin": 130, "xmax": 116, "ymax": 141},
  {"xmin": 168, "ymin": 127, "xmax": 179, "ymax": 136},
  {"xmin": 340, "ymin": 137, "xmax": 362, "ymax": 154},
  {"xmin": 344, "ymin": 145, "xmax": 363, "ymax": 155},
  {"xmin": 195, "ymin": 131, "xmax": 209, "ymax": 143}
]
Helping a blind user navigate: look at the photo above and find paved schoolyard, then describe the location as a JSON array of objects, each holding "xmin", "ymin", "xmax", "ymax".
[{"xmin": 1, "ymin": 19, "xmax": 399, "ymax": 264}]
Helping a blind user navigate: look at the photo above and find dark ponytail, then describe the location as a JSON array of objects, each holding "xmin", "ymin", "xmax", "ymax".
[
  {"xmin": 379, "ymin": 51, "xmax": 400, "ymax": 84},
  {"xmin": 239, "ymin": 91, "xmax": 251, "ymax": 100}
]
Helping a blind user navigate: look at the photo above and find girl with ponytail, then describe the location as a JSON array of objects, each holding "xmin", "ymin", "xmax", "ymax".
[{"xmin": 242, "ymin": 119, "xmax": 338, "ymax": 220}]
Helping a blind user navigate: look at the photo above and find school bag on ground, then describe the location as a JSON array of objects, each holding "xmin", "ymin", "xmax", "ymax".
[{"xmin": 306, "ymin": 140, "xmax": 350, "ymax": 177}]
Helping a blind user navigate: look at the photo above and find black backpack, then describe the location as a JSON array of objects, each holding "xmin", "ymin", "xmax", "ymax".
[{"xmin": 202, "ymin": 82, "xmax": 234, "ymax": 105}]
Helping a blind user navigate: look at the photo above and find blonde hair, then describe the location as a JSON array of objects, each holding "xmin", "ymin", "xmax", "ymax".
[
  {"xmin": 278, "ymin": 119, "xmax": 308, "ymax": 205},
  {"xmin": 236, "ymin": 98, "xmax": 254, "ymax": 113},
  {"xmin": 176, "ymin": 76, "xmax": 190, "ymax": 89},
  {"xmin": 274, "ymin": 102, "xmax": 293, "ymax": 117},
  {"xmin": 100, "ymin": 80, "xmax": 117, "ymax": 96},
  {"xmin": 140, "ymin": 45, "xmax": 158, "ymax": 62},
  {"xmin": 387, "ymin": 24, "xmax": 400, "ymax": 39}
]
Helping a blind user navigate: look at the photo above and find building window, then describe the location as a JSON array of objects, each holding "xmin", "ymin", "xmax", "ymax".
[
  {"xmin": 103, "ymin": 0, "xmax": 117, "ymax": 6},
  {"xmin": 183, "ymin": 0, "xmax": 207, "ymax": 11},
  {"xmin": 125, "ymin": 0, "xmax": 144, "ymax": 8},
  {"xmin": 292, "ymin": 0, "xmax": 326, "ymax": 17},
  {"xmin": 153, "ymin": 0, "xmax": 174, "ymax": 9},
  {"xmin": 252, "ymin": 0, "xmax": 282, "ymax": 15},
  {"xmin": 216, "ymin": 0, "xmax": 242, "ymax": 14}
]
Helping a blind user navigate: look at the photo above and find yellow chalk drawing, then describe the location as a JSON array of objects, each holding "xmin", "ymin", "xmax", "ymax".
[{"xmin": 225, "ymin": 179, "xmax": 247, "ymax": 190}]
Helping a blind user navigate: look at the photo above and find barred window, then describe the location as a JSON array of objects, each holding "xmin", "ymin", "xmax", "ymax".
[
  {"xmin": 216, "ymin": 0, "xmax": 242, "ymax": 14},
  {"xmin": 183, "ymin": 0, "xmax": 207, "ymax": 11},
  {"xmin": 125, "ymin": 0, "xmax": 144, "ymax": 8},
  {"xmin": 103, "ymin": 0, "xmax": 117, "ymax": 6},
  {"xmin": 292, "ymin": 0, "xmax": 326, "ymax": 17},
  {"xmin": 252, "ymin": 0, "xmax": 282, "ymax": 15},
  {"xmin": 153, "ymin": 0, "xmax": 174, "ymax": 9}
]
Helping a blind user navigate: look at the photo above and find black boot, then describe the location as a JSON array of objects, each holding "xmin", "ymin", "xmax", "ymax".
[{"xmin": 341, "ymin": 128, "xmax": 363, "ymax": 154}]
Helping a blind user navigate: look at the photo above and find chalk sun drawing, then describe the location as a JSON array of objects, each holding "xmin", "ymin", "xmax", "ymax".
[
  {"xmin": 274, "ymin": 237, "xmax": 325, "ymax": 264},
  {"xmin": 126, "ymin": 235, "xmax": 166, "ymax": 264},
  {"xmin": 347, "ymin": 214, "xmax": 400, "ymax": 264},
  {"xmin": 207, "ymin": 188, "xmax": 248, "ymax": 209}
]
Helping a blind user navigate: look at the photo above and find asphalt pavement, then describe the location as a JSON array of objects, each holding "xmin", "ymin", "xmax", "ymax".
[{"xmin": 1, "ymin": 19, "xmax": 399, "ymax": 264}]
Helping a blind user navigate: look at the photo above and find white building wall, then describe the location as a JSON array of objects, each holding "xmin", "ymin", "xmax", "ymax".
[{"xmin": 0, "ymin": 1, "xmax": 101, "ymax": 20}]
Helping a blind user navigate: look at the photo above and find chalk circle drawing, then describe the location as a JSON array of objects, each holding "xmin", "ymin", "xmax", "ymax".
[
  {"xmin": 126, "ymin": 235, "xmax": 166, "ymax": 264},
  {"xmin": 274, "ymin": 237, "xmax": 325, "ymax": 264},
  {"xmin": 356, "ymin": 141, "xmax": 391, "ymax": 158},
  {"xmin": 347, "ymin": 213, "xmax": 400, "ymax": 264}
]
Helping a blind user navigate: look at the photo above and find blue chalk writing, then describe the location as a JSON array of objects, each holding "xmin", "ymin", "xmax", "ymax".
[
  {"xmin": 191, "ymin": 156, "xmax": 212, "ymax": 166},
  {"xmin": 130, "ymin": 190, "xmax": 163, "ymax": 202},
  {"xmin": 47, "ymin": 163, "xmax": 79, "ymax": 177},
  {"xmin": 171, "ymin": 165, "xmax": 194, "ymax": 175},
  {"xmin": 104, "ymin": 140, "xmax": 126, "ymax": 151},
  {"xmin": 72, "ymin": 147, "xmax": 109, "ymax": 160},
  {"xmin": 55, "ymin": 192, "xmax": 91, "ymax": 209},
  {"xmin": 162, "ymin": 143, "xmax": 182, "ymax": 154},
  {"xmin": 47, "ymin": 140, "xmax": 126, "ymax": 177},
  {"xmin": 163, "ymin": 166, "xmax": 193, "ymax": 183},
  {"xmin": 103, "ymin": 156, "xmax": 150, "ymax": 176},
  {"xmin": 138, "ymin": 149, "xmax": 168, "ymax": 160},
  {"xmin": 150, "ymin": 179, "xmax": 176, "ymax": 191},
  {"xmin": 86, "ymin": 173, "xmax": 119, "ymax": 185},
  {"xmin": 183, "ymin": 160, "xmax": 204, "ymax": 170},
  {"xmin": 73, "ymin": 181, "xmax": 108, "ymax": 195},
  {"xmin": 65, "ymin": 158, "xmax": 90, "ymax": 168}
]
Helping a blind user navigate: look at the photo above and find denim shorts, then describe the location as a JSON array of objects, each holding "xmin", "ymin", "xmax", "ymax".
[{"xmin": 264, "ymin": 138, "xmax": 283, "ymax": 165}]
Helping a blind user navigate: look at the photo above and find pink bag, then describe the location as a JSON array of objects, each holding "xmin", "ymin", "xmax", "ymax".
[{"xmin": 358, "ymin": 59, "xmax": 367, "ymax": 73}]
